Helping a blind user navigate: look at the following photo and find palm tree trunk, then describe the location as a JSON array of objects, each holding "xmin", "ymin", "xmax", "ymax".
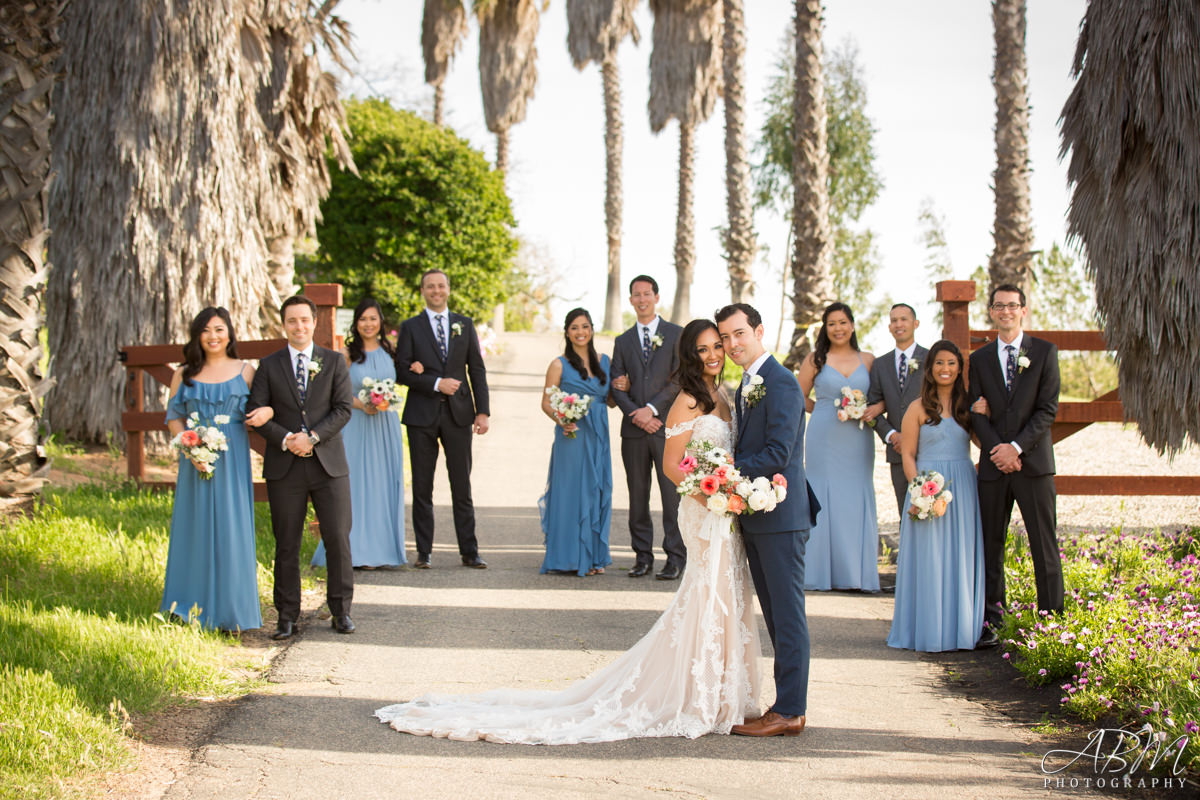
[
  {"xmin": 988, "ymin": 0, "xmax": 1034, "ymax": 298},
  {"xmin": 496, "ymin": 128, "xmax": 510, "ymax": 174},
  {"xmin": 602, "ymin": 53, "xmax": 623, "ymax": 332},
  {"xmin": 0, "ymin": 1, "xmax": 58, "ymax": 500},
  {"xmin": 786, "ymin": 0, "xmax": 833, "ymax": 369},
  {"xmin": 671, "ymin": 121, "xmax": 696, "ymax": 323},
  {"xmin": 723, "ymin": 0, "xmax": 755, "ymax": 304},
  {"xmin": 433, "ymin": 82, "xmax": 445, "ymax": 126}
]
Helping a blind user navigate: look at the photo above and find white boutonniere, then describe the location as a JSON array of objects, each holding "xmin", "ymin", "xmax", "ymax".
[
  {"xmin": 742, "ymin": 374, "xmax": 766, "ymax": 407},
  {"xmin": 650, "ymin": 333, "xmax": 664, "ymax": 350},
  {"xmin": 908, "ymin": 358, "xmax": 920, "ymax": 374},
  {"xmin": 451, "ymin": 321, "xmax": 463, "ymax": 338},
  {"xmin": 1017, "ymin": 348, "xmax": 1031, "ymax": 373},
  {"xmin": 307, "ymin": 358, "xmax": 322, "ymax": 378}
]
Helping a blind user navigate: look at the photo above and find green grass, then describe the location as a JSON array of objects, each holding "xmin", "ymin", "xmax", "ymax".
[{"xmin": 0, "ymin": 482, "xmax": 319, "ymax": 799}]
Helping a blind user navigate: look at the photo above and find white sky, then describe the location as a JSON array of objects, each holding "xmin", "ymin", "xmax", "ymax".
[{"xmin": 335, "ymin": 0, "xmax": 1086, "ymax": 350}]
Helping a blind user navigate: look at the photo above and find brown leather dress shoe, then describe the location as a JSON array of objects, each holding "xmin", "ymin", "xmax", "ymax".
[{"xmin": 730, "ymin": 711, "xmax": 806, "ymax": 737}]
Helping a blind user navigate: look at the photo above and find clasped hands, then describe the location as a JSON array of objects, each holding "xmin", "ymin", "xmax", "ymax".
[
  {"xmin": 411, "ymin": 360, "xmax": 488, "ymax": 434},
  {"xmin": 969, "ymin": 396, "xmax": 1022, "ymax": 473},
  {"xmin": 610, "ymin": 373, "xmax": 659, "ymax": 433}
]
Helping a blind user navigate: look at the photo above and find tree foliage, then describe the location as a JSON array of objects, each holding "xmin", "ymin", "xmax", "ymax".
[{"xmin": 310, "ymin": 98, "xmax": 518, "ymax": 324}]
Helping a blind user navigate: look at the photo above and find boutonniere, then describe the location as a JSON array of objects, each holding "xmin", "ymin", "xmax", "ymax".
[
  {"xmin": 1017, "ymin": 348, "xmax": 1030, "ymax": 373},
  {"xmin": 451, "ymin": 321, "xmax": 463, "ymax": 338},
  {"xmin": 650, "ymin": 333, "xmax": 664, "ymax": 350},
  {"xmin": 306, "ymin": 358, "xmax": 322, "ymax": 378},
  {"xmin": 742, "ymin": 374, "xmax": 765, "ymax": 407},
  {"xmin": 908, "ymin": 358, "xmax": 919, "ymax": 374}
]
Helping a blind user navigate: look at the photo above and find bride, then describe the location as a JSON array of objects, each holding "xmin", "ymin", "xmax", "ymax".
[{"xmin": 375, "ymin": 319, "xmax": 763, "ymax": 744}]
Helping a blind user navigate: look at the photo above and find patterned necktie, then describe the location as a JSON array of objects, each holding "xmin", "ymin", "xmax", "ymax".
[
  {"xmin": 897, "ymin": 352, "xmax": 907, "ymax": 393},
  {"xmin": 435, "ymin": 314, "xmax": 448, "ymax": 360},
  {"xmin": 739, "ymin": 371, "xmax": 750, "ymax": 417},
  {"xmin": 1004, "ymin": 345, "xmax": 1016, "ymax": 392},
  {"xmin": 295, "ymin": 353, "xmax": 307, "ymax": 404},
  {"xmin": 642, "ymin": 326, "xmax": 651, "ymax": 363}
]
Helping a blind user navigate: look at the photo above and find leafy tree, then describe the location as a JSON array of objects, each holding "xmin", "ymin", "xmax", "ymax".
[
  {"xmin": 752, "ymin": 36, "xmax": 886, "ymax": 338},
  {"xmin": 310, "ymin": 98, "xmax": 518, "ymax": 324}
]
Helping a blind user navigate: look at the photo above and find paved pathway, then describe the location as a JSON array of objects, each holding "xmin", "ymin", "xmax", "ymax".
[{"xmin": 166, "ymin": 332, "xmax": 1101, "ymax": 800}]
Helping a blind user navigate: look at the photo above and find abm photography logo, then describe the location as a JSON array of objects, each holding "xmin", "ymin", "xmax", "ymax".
[{"xmin": 1040, "ymin": 723, "xmax": 1193, "ymax": 791}]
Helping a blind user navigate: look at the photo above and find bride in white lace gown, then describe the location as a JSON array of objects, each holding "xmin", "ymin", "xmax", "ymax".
[{"xmin": 375, "ymin": 320, "xmax": 762, "ymax": 744}]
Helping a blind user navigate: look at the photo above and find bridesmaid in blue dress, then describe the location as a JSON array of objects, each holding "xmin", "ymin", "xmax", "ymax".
[
  {"xmin": 796, "ymin": 302, "xmax": 880, "ymax": 591},
  {"xmin": 313, "ymin": 298, "xmax": 407, "ymax": 569},
  {"xmin": 887, "ymin": 340, "xmax": 985, "ymax": 651},
  {"xmin": 162, "ymin": 307, "xmax": 262, "ymax": 632},
  {"xmin": 538, "ymin": 308, "xmax": 616, "ymax": 576}
]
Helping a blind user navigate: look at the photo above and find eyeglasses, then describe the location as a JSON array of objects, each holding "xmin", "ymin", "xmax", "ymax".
[{"xmin": 990, "ymin": 302, "xmax": 1024, "ymax": 312}]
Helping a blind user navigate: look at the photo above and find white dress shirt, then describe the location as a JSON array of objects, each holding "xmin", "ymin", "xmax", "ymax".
[
  {"xmin": 284, "ymin": 342, "xmax": 316, "ymax": 449},
  {"xmin": 638, "ymin": 316, "xmax": 662, "ymax": 416},
  {"xmin": 424, "ymin": 307, "xmax": 451, "ymax": 393},
  {"xmin": 995, "ymin": 330, "xmax": 1025, "ymax": 455},
  {"xmin": 886, "ymin": 344, "xmax": 919, "ymax": 444}
]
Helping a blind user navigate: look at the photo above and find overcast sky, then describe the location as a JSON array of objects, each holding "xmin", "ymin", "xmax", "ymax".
[{"xmin": 334, "ymin": 0, "xmax": 1087, "ymax": 350}]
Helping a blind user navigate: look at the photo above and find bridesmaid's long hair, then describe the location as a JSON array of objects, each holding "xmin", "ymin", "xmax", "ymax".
[
  {"xmin": 811, "ymin": 302, "xmax": 859, "ymax": 373},
  {"xmin": 346, "ymin": 297, "xmax": 395, "ymax": 364},
  {"xmin": 671, "ymin": 319, "xmax": 721, "ymax": 414},
  {"xmin": 919, "ymin": 339, "xmax": 970, "ymax": 431},
  {"xmin": 181, "ymin": 307, "xmax": 238, "ymax": 386},
  {"xmin": 562, "ymin": 308, "xmax": 606, "ymax": 385}
]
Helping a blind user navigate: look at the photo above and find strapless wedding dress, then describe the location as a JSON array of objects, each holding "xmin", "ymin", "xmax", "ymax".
[{"xmin": 375, "ymin": 414, "xmax": 762, "ymax": 744}]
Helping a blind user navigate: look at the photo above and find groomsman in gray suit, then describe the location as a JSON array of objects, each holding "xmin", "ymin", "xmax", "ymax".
[
  {"xmin": 867, "ymin": 303, "xmax": 928, "ymax": 516},
  {"xmin": 610, "ymin": 275, "xmax": 684, "ymax": 580}
]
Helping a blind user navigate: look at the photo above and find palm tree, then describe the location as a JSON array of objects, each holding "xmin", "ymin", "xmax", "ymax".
[
  {"xmin": 46, "ymin": 1, "xmax": 351, "ymax": 442},
  {"xmin": 0, "ymin": 0, "xmax": 59, "ymax": 502},
  {"xmin": 423, "ymin": 0, "xmax": 470, "ymax": 126},
  {"xmin": 475, "ymin": 0, "xmax": 540, "ymax": 174},
  {"xmin": 1060, "ymin": 0, "xmax": 1200, "ymax": 454},
  {"xmin": 648, "ymin": 0, "xmax": 722, "ymax": 323},
  {"xmin": 784, "ymin": 0, "xmax": 833, "ymax": 369},
  {"xmin": 988, "ymin": 0, "xmax": 1034, "ymax": 299},
  {"xmin": 567, "ymin": 0, "xmax": 640, "ymax": 331},
  {"xmin": 722, "ymin": 0, "xmax": 755, "ymax": 303}
]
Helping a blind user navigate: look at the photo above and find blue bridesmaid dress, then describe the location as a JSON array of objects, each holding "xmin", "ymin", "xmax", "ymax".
[
  {"xmin": 313, "ymin": 347, "xmax": 407, "ymax": 568},
  {"xmin": 804, "ymin": 359, "xmax": 880, "ymax": 591},
  {"xmin": 162, "ymin": 374, "xmax": 262, "ymax": 631},
  {"xmin": 887, "ymin": 419, "xmax": 985, "ymax": 652},
  {"xmin": 538, "ymin": 355, "xmax": 613, "ymax": 576}
]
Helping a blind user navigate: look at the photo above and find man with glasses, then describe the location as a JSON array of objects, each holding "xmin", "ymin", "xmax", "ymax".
[{"xmin": 968, "ymin": 284, "xmax": 1063, "ymax": 649}]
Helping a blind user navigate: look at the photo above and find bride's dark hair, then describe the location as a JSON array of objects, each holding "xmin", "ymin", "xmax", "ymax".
[
  {"xmin": 671, "ymin": 319, "xmax": 722, "ymax": 414},
  {"xmin": 919, "ymin": 339, "xmax": 970, "ymax": 431},
  {"xmin": 181, "ymin": 307, "xmax": 238, "ymax": 386}
]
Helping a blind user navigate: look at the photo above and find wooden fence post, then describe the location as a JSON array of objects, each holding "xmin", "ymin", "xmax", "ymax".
[
  {"xmin": 937, "ymin": 280, "xmax": 976, "ymax": 353},
  {"xmin": 125, "ymin": 366, "xmax": 145, "ymax": 482},
  {"xmin": 304, "ymin": 283, "xmax": 343, "ymax": 350}
]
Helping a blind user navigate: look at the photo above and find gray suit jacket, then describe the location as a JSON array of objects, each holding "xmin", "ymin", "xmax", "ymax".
[
  {"xmin": 609, "ymin": 320, "xmax": 682, "ymax": 438},
  {"xmin": 866, "ymin": 344, "xmax": 928, "ymax": 464}
]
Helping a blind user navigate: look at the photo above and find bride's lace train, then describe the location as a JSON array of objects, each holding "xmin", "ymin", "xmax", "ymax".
[{"xmin": 375, "ymin": 415, "xmax": 761, "ymax": 745}]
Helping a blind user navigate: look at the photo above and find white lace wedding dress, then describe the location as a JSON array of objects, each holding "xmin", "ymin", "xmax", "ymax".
[{"xmin": 375, "ymin": 414, "xmax": 762, "ymax": 744}]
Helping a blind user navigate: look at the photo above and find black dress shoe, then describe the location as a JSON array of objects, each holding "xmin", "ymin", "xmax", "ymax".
[
  {"xmin": 331, "ymin": 615, "xmax": 356, "ymax": 634},
  {"xmin": 975, "ymin": 629, "xmax": 1000, "ymax": 649},
  {"xmin": 461, "ymin": 555, "xmax": 488, "ymax": 568},
  {"xmin": 628, "ymin": 562, "xmax": 652, "ymax": 578},
  {"xmin": 414, "ymin": 554, "xmax": 431, "ymax": 569},
  {"xmin": 656, "ymin": 563, "xmax": 682, "ymax": 581},
  {"xmin": 271, "ymin": 620, "xmax": 297, "ymax": 640}
]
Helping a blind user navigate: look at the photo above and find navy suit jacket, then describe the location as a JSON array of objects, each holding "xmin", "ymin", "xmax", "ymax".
[{"xmin": 734, "ymin": 355, "xmax": 819, "ymax": 534}]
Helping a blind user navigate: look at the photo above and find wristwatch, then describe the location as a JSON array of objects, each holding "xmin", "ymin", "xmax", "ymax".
[{"xmin": 307, "ymin": 431, "xmax": 320, "ymax": 446}]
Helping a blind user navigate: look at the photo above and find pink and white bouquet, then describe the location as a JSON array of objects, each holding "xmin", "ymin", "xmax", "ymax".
[
  {"xmin": 546, "ymin": 385, "xmax": 593, "ymax": 439},
  {"xmin": 677, "ymin": 439, "xmax": 788, "ymax": 517},
  {"xmin": 907, "ymin": 470, "xmax": 952, "ymax": 521},
  {"xmin": 171, "ymin": 412, "xmax": 230, "ymax": 480},
  {"xmin": 836, "ymin": 386, "xmax": 875, "ymax": 429},
  {"xmin": 358, "ymin": 376, "xmax": 402, "ymax": 411}
]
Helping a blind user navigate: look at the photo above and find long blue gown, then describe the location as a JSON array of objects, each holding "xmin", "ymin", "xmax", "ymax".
[
  {"xmin": 313, "ymin": 347, "xmax": 407, "ymax": 568},
  {"xmin": 162, "ymin": 374, "xmax": 262, "ymax": 631},
  {"xmin": 887, "ymin": 419, "xmax": 985, "ymax": 652},
  {"xmin": 538, "ymin": 355, "xmax": 613, "ymax": 576},
  {"xmin": 804, "ymin": 359, "xmax": 880, "ymax": 591}
]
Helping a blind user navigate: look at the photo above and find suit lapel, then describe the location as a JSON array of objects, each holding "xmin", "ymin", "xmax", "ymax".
[{"xmin": 280, "ymin": 349, "xmax": 304, "ymax": 408}]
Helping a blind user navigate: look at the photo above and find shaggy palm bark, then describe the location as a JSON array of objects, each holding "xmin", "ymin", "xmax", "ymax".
[
  {"xmin": 478, "ymin": 0, "xmax": 540, "ymax": 176},
  {"xmin": 1060, "ymin": 0, "xmax": 1200, "ymax": 453},
  {"xmin": 566, "ymin": 0, "xmax": 639, "ymax": 331},
  {"xmin": 0, "ymin": 1, "xmax": 59, "ymax": 500},
  {"xmin": 785, "ymin": 0, "xmax": 833, "ymax": 369},
  {"xmin": 649, "ymin": 0, "xmax": 721, "ymax": 323},
  {"xmin": 423, "ymin": 0, "xmax": 468, "ymax": 126},
  {"xmin": 989, "ymin": 0, "xmax": 1034, "ymax": 299},
  {"xmin": 722, "ymin": 0, "xmax": 755, "ymax": 303}
]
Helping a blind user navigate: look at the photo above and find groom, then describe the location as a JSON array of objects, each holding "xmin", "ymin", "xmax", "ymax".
[{"xmin": 717, "ymin": 303, "xmax": 819, "ymax": 736}]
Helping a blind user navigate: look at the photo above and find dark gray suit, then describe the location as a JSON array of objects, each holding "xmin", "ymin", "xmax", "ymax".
[
  {"xmin": 866, "ymin": 344, "xmax": 928, "ymax": 515},
  {"xmin": 609, "ymin": 319, "xmax": 684, "ymax": 568},
  {"xmin": 247, "ymin": 345, "xmax": 354, "ymax": 623}
]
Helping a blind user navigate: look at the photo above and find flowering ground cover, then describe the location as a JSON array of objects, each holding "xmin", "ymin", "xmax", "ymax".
[{"xmin": 996, "ymin": 525, "xmax": 1200, "ymax": 772}]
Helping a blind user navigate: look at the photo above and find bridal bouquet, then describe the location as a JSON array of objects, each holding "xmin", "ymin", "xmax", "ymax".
[
  {"xmin": 677, "ymin": 439, "xmax": 787, "ymax": 517},
  {"xmin": 907, "ymin": 470, "xmax": 953, "ymax": 521},
  {"xmin": 836, "ymin": 386, "xmax": 875, "ymax": 429},
  {"xmin": 546, "ymin": 385, "xmax": 592, "ymax": 439},
  {"xmin": 171, "ymin": 412, "xmax": 230, "ymax": 480},
  {"xmin": 358, "ymin": 377, "xmax": 402, "ymax": 411}
]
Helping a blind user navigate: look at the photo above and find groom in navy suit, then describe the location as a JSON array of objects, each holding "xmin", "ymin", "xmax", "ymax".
[{"xmin": 717, "ymin": 303, "xmax": 819, "ymax": 736}]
